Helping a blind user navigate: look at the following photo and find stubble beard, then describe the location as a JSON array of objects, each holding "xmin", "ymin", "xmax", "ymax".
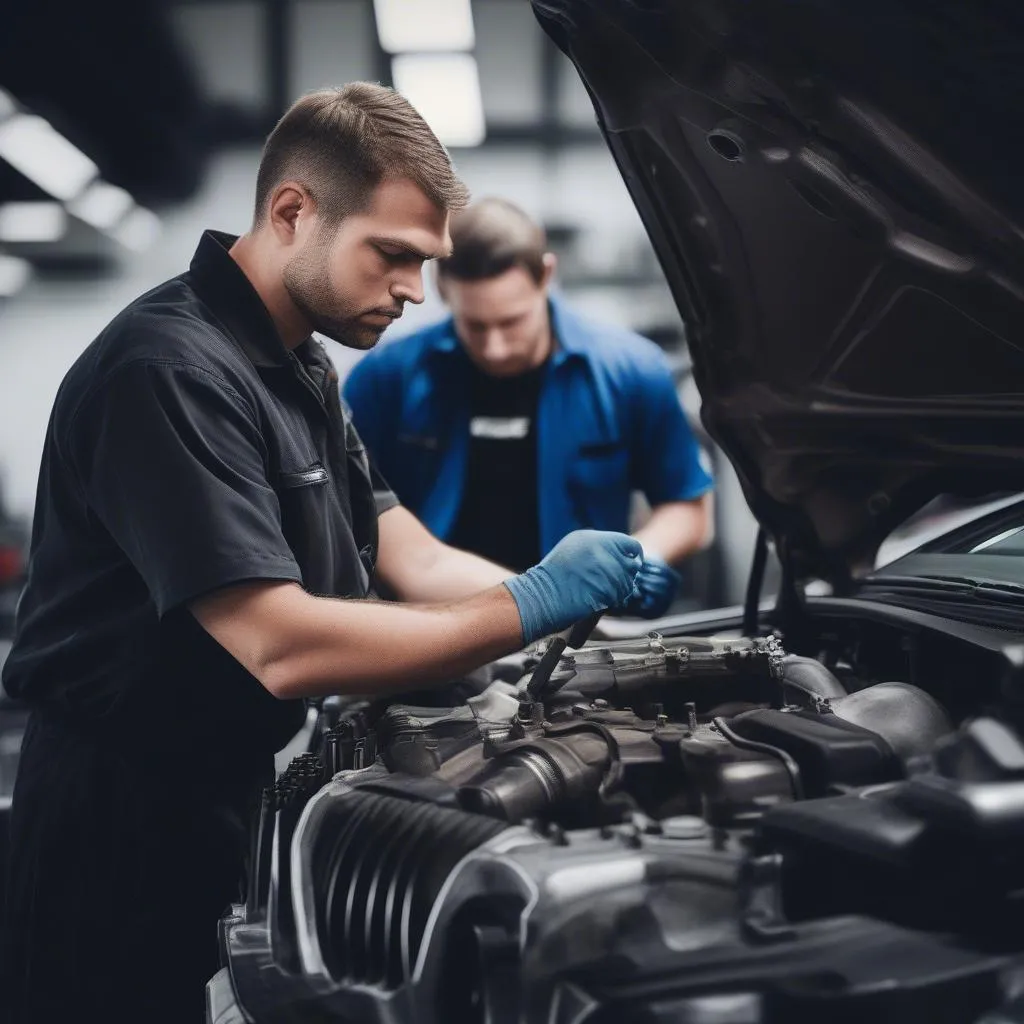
[{"xmin": 282, "ymin": 248, "xmax": 383, "ymax": 351}]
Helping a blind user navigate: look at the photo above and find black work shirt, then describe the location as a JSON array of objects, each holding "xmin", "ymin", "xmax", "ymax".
[
  {"xmin": 448, "ymin": 358, "xmax": 547, "ymax": 572},
  {"xmin": 2, "ymin": 230, "xmax": 398, "ymax": 779}
]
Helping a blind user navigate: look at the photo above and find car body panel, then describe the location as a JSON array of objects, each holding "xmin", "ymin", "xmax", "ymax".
[{"xmin": 531, "ymin": 0, "xmax": 1024, "ymax": 587}]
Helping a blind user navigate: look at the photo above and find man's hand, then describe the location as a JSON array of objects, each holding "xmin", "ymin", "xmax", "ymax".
[
  {"xmin": 621, "ymin": 552, "xmax": 681, "ymax": 618},
  {"xmin": 504, "ymin": 530, "xmax": 643, "ymax": 645}
]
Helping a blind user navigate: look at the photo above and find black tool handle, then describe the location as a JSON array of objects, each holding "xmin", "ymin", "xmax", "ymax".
[
  {"xmin": 525, "ymin": 635, "xmax": 569, "ymax": 700},
  {"xmin": 525, "ymin": 611, "xmax": 603, "ymax": 700},
  {"xmin": 565, "ymin": 610, "xmax": 603, "ymax": 649}
]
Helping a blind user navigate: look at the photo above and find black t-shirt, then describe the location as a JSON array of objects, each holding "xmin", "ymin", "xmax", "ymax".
[
  {"xmin": 448, "ymin": 358, "xmax": 548, "ymax": 572},
  {"xmin": 1, "ymin": 230, "xmax": 399, "ymax": 779}
]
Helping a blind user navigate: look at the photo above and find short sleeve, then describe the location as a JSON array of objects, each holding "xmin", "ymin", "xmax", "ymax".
[
  {"xmin": 340, "ymin": 389, "xmax": 399, "ymax": 518},
  {"xmin": 630, "ymin": 352, "xmax": 714, "ymax": 506},
  {"xmin": 371, "ymin": 460, "xmax": 400, "ymax": 517},
  {"xmin": 67, "ymin": 359, "xmax": 303, "ymax": 616},
  {"xmin": 342, "ymin": 355, "xmax": 389, "ymax": 475}
]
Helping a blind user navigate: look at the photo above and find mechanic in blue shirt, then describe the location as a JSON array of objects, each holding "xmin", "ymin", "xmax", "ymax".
[{"xmin": 344, "ymin": 198, "xmax": 714, "ymax": 617}]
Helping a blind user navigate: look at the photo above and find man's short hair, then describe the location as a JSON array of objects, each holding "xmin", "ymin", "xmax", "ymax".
[
  {"xmin": 253, "ymin": 83, "xmax": 470, "ymax": 225},
  {"xmin": 437, "ymin": 197, "xmax": 547, "ymax": 284}
]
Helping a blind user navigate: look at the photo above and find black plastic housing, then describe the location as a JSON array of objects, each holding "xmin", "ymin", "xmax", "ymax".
[{"xmin": 730, "ymin": 709, "xmax": 901, "ymax": 797}]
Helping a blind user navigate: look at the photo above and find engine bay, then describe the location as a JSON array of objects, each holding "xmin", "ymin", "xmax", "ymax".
[{"xmin": 216, "ymin": 613, "xmax": 1024, "ymax": 1024}]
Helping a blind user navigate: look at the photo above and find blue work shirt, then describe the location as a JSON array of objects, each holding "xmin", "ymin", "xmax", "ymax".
[{"xmin": 342, "ymin": 297, "xmax": 713, "ymax": 556}]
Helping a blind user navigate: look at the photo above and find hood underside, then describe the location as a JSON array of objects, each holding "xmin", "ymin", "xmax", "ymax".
[{"xmin": 533, "ymin": 0, "xmax": 1024, "ymax": 586}]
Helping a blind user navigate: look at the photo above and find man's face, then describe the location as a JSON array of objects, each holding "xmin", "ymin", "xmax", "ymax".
[
  {"xmin": 442, "ymin": 265, "xmax": 553, "ymax": 378},
  {"xmin": 282, "ymin": 178, "xmax": 452, "ymax": 350}
]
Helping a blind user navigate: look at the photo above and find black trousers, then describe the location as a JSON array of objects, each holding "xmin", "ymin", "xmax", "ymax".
[{"xmin": 3, "ymin": 714, "xmax": 260, "ymax": 1024}]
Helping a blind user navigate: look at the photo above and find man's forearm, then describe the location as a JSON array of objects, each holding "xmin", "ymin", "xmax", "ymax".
[
  {"xmin": 633, "ymin": 496, "xmax": 712, "ymax": 565},
  {"xmin": 192, "ymin": 581, "xmax": 525, "ymax": 701},
  {"xmin": 374, "ymin": 505, "xmax": 513, "ymax": 603},
  {"xmin": 395, "ymin": 543, "xmax": 515, "ymax": 604},
  {"xmin": 195, "ymin": 529, "xmax": 645, "ymax": 699}
]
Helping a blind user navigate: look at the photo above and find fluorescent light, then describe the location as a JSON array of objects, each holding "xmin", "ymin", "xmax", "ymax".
[
  {"xmin": 68, "ymin": 181, "xmax": 134, "ymax": 231},
  {"xmin": 0, "ymin": 201, "xmax": 67, "ymax": 243},
  {"xmin": 0, "ymin": 114, "xmax": 98, "ymax": 200},
  {"xmin": 0, "ymin": 88, "xmax": 14, "ymax": 122},
  {"xmin": 0, "ymin": 254, "xmax": 31, "ymax": 297},
  {"xmin": 113, "ymin": 206, "xmax": 160, "ymax": 252},
  {"xmin": 392, "ymin": 53, "xmax": 485, "ymax": 148},
  {"xmin": 373, "ymin": 0, "xmax": 474, "ymax": 53}
]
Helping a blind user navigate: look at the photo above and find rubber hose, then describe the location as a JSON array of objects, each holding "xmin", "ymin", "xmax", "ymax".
[{"xmin": 780, "ymin": 655, "xmax": 847, "ymax": 703}]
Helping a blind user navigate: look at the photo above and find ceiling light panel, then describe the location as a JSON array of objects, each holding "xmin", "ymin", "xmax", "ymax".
[
  {"xmin": 392, "ymin": 53, "xmax": 486, "ymax": 148},
  {"xmin": 0, "ymin": 114, "xmax": 98, "ymax": 200},
  {"xmin": 0, "ymin": 253, "xmax": 32, "ymax": 297},
  {"xmin": 373, "ymin": 0, "xmax": 474, "ymax": 53},
  {"xmin": 0, "ymin": 201, "xmax": 67, "ymax": 243},
  {"xmin": 113, "ymin": 207, "xmax": 161, "ymax": 252},
  {"xmin": 68, "ymin": 181, "xmax": 134, "ymax": 231}
]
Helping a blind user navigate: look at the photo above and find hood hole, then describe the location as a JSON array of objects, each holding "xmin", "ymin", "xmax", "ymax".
[{"xmin": 706, "ymin": 129, "xmax": 745, "ymax": 162}]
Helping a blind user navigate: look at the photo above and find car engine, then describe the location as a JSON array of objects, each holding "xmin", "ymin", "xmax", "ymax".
[{"xmin": 214, "ymin": 628, "xmax": 1024, "ymax": 1024}]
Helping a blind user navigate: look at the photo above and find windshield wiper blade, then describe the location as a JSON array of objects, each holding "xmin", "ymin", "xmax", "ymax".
[
  {"xmin": 973, "ymin": 581, "xmax": 1024, "ymax": 604},
  {"xmin": 864, "ymin": 574, "xmax": 974, "ymax": 593},
  {"xmin": 864, "ymin": 574, "xmax": 1024, "ymax": 604}
]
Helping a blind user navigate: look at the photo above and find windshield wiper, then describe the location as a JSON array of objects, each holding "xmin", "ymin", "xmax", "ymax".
[{"xmin": 862, "ymin": 574, "xmax": 1024, "ymax": 606}]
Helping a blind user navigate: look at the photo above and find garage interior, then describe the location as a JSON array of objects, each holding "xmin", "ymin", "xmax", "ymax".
[{"xmin": 4, "ymin": 3, "xmax": 1023, "ymax": 1022}]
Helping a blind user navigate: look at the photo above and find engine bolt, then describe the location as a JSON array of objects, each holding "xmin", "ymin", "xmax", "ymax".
[{"xmin": 686, "ymin": 702, "xmax": 698, "ymax": 732}]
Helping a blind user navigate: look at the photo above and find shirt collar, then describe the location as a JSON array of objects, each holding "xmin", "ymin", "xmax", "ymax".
[
  {"xmin": 427, "ymin": 294, "xmax": 590, "ymax": 368},
  {"xmin": 186, "ymin": 229, "xmax": 299, "ymax": 369},
  {"xmin": 547, "ymin": 294, "xmax": 590, "ymax": 366}
]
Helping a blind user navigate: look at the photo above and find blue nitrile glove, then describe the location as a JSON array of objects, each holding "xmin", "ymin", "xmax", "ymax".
[
  {"xmin": 504, "ymin": 530, "xmax": 643, "ymax": 645},
  {"xmin": 622, "ymin": 552, "xmax": 682, "ymax": 619}
]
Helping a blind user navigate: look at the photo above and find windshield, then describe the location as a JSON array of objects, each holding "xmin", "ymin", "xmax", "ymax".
[
  {"xmin": 875, "ymin": 493, "xmax": 1024, "ymax": 568},
  {"xmin": 861, "ymin": 497, "xmax": 1024, "ymax": 630},
  {"xmin": 957, "ymin": 525, "xmax": 1024, "ymax": 557}
]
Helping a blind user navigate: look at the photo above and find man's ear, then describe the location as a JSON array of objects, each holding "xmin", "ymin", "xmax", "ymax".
[
  {"xmin": 267, "ymin": 181, "xmax": 314, "ymax": 244},
  {"xmin": 540, "ymin": 251, "xmax": 558, "ymax": 289}
]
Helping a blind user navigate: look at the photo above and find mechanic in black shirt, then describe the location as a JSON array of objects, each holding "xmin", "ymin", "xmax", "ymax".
[{"xmin": 0, "ymin": 84, "xmax": 647, "ymax": 1024}]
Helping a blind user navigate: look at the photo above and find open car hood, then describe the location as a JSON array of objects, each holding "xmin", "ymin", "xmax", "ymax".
[{"xmin": 532, "ymin": 0, "xmax": 1024, "ymax": 589}]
